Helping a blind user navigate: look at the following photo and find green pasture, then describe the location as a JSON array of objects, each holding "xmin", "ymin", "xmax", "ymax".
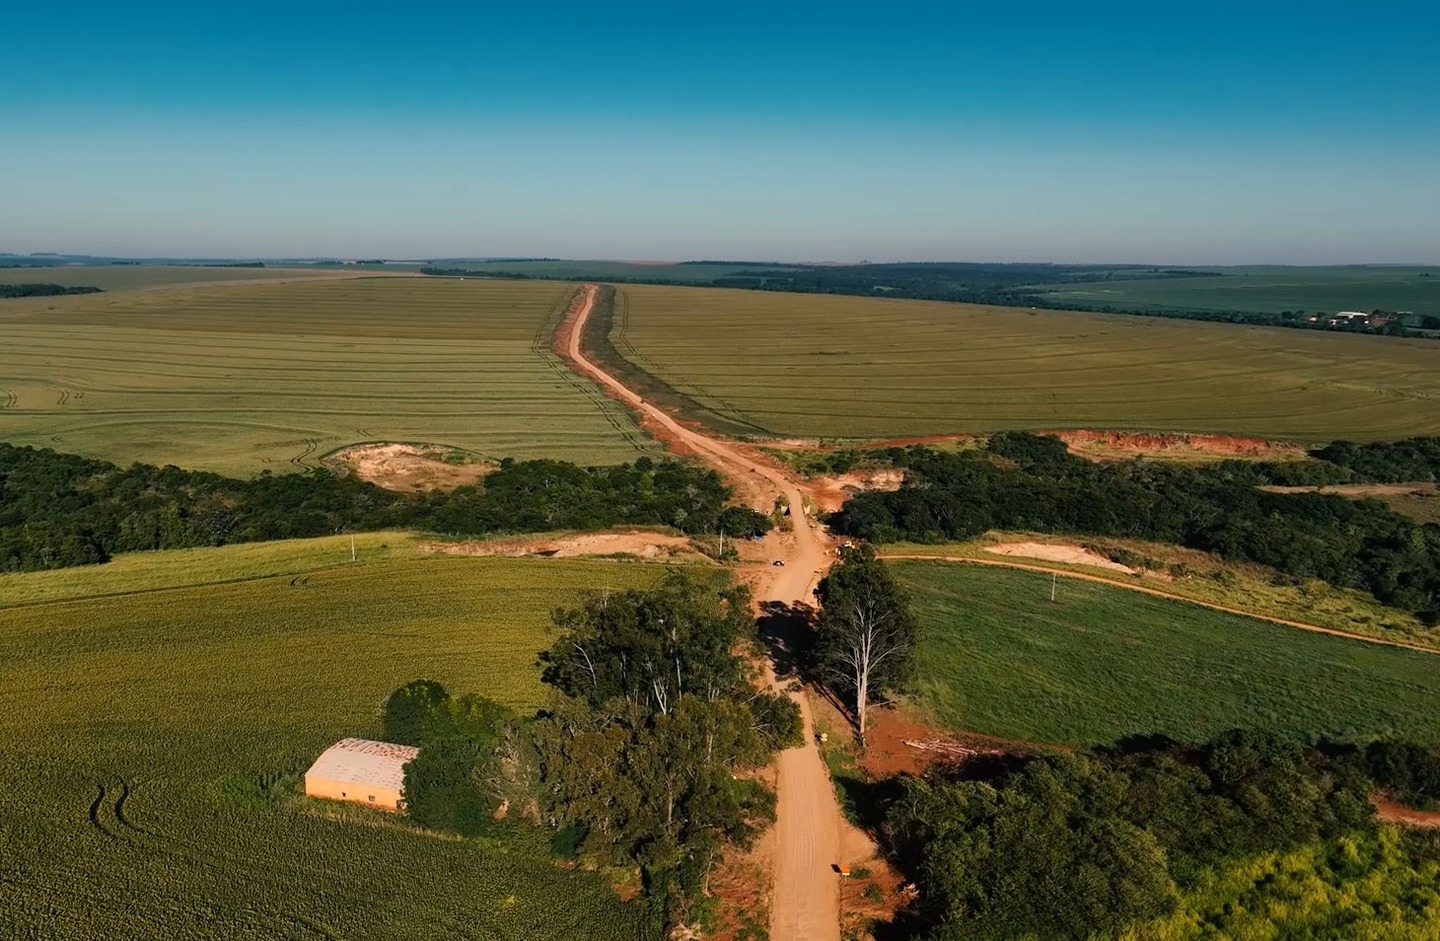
[
  {"xmin": 0, "ymin": 277, "xmax": 656, "ymax": 474},
  {"xmin": 0, "ymin": 550, "xmax": 679, "ymax": 939},
  {"xmin": 609, "ymin": 283, "xmax": 1440, "ymax": 441},
  {"xmin": 1037, "ymin": 265, "xmax": 1440, "ymax": 318},
  {"xmin": 893, "ymin": 561, "xmax": 1440, "ymax": 747}
]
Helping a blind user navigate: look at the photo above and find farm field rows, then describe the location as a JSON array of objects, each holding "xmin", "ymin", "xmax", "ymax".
[
  {"xmin": 0, "ymin": 264, "xmax": 367, "ymax": 290},
  {"xmin": 1035, "ymin": 265, "xmax": 1440, "ymax": 318},
  {"xmin": 0, "ymin": 277, "xmax": 655, "ymax": 474},
  {"xmin": 607, "ymin": 283, "xmax": 1440, "ymax": 441},
  {"xmin": 0, "ymin": 550, "xmax": 681, "ymax": 939},
  {"xmin": 893, "ymin": 561, "xmax": 1440, "ymax": 747}
]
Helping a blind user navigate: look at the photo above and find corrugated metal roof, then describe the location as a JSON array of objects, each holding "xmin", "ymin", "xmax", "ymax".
[{"xmin": 305, "ymin": 737, "xmax": 419, "ymax": 790}]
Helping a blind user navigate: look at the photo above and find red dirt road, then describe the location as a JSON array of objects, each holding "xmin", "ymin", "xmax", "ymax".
[{"xmin": 564, "ymin": 285, "xmax": 866, "ymax": 941}]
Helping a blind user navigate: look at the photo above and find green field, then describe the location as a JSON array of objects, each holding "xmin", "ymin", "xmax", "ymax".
[
  {"xmin": 0, "ymin": 547, "xmax": 682, "ymax": 939},
  {"xmin": 606, "ymin": 283, "xmax": 1440, "ymax": 441},
  {"xmin": 894, "ymin": 561, "xmax": 1440, "ymax": 746},
  {"xmin": 0, "ymin": 277, "xmax": 655, "ymax": 474},
  {"xmin": 1037, "ymin": 266, "xmax": 1440, "ymax": 318},
  {"xmin": 0, "ymin": 264, "xmax": 361, "ymax": 290}
]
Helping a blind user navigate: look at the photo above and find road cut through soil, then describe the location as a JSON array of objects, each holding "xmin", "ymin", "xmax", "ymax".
[{"xmin": 560, "ymin": 284, "xmax": 874, "ymax": 941}]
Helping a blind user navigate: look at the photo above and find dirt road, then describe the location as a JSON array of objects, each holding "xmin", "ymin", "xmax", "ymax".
[{"xmin": 564, "ymin": 284, "xmax": 860, "ymax": 940}]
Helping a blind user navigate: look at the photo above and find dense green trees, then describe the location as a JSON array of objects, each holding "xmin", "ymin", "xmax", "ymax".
[
  {"xmin": 392, "ymin": 572, "xmax": 795, "ymax": 927},
  {"xmin": 0, "ymin": 443, "xmax": 768, "ymax": 573},
  {"xmin": 0, "ymin": 283, "xmax": 102, "ymax": 297},
  {"xmin": 812, "ymin": 545, "xmax": 919, "ymax": 746},
  {"xmin": 541, "ymin": 571, "xmax": 755, "ymax": 714},
  {"xmin": 832, "ymin": 435, "xmax": 1440, "ymax": 623},
  {"xmin": 885, "ymin": 731, "xmax": 1377, "ymax": 940}
]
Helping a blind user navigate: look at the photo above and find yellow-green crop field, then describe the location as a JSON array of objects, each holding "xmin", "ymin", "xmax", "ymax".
[
  {"xmin": 0, "ymin": 264, "xmax": 367, "ymax": 290},
  {"xmin": 0, "ymin": 277, "xmax": 655, "ymax": 475},
  {"xmin": 608, "ymin": 283, "xmax": 1440, "ymax": 442},
  {"xmin": 0, "ymin": 547, "xmax": 685, "ymax": 939}
]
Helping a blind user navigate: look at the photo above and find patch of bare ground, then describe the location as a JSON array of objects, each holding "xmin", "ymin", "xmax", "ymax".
[
  {"xmin": 984, "ymin": 540, "xmax": 1140, "ymax": 576},
  {"xmin": 805, "ymin": 468, "xmax": 906, "ymax": 514},
  {"xmin": 1261, "ymin": 482, "xmax": 1438, "ymax": 497},
  {"xmin": 1375, "ymin": 798, "xmax": 1440, "ymax": 828},
  {"xmin": 327, "ymin": 443, "xmax": 492, "ymax": 493},
  {"xmin": 419, "ymin": 530, "xmax": 705, "ymax": 561},
  {"xmin": 1057, "ymin": 429, "xmax": 1308, "ymax": 463}
]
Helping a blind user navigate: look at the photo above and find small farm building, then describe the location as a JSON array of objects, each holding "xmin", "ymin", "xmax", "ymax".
[{"xmin": 304, "ymin": 737, "xmax": 419, "ymax": 811}]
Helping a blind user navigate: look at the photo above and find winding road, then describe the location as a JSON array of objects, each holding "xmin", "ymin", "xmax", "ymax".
[{"xmin": 563, "ymin": 284, "xmax": 862, "ymax": 941}]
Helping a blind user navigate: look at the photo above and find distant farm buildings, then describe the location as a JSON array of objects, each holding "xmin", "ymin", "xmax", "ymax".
[
  {"xmin": 1319, "ymin": 311, "xmax": 1392, "ymax": 329},
  {"xmin": 304, "ymin": 737, "xmax": 418, "ymax": 811}
]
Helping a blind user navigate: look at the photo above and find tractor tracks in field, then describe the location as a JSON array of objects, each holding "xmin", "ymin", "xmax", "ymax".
[
  {"xmin": 532, "ymin": 288, "xmax": 650, "ymax": 452},
  {"xmin": 290, "ymin": 438, "xmax": 319, "ymax": 470}
]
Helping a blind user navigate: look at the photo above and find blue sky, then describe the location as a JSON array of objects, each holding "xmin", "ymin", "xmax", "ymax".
[{"xmin": 3, "ymin": 3, "xmax": 1437, "ymax": 263}]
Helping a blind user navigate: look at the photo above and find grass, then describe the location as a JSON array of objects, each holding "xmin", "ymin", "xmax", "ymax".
[
  {"xmin": 0, "ymin": 277, "xmax": 657, "ymax": 474},
  {"xmin": 893, "ymin": 561, "xmax": 1440, "ymax": 747},
  {"xmin": 1036, "ymin": 265, "xmax": 1440, "ymax": 318},
  {"xmin": 883, "ymin": 534, "xmax": 1437, "ymax": 650},
  {"xmin": 0, "ymin": 531, "xmax": 428, "ymax": 607},
  {"xmin": 0, "ymin": 547, "xmax": 686, "ymax": 939},
  {"xmin": 606, "ymin": 283, "xmax": 1440, "ymax": 442}
]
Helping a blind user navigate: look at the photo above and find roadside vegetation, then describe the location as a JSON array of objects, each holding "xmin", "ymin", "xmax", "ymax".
[
  {"xmin": 0, "ymin": 442, "xmax": 768, "ymax": 573},
  {"xmin": 0, "ymin": 277, "xmax": 653, "ymax": 473},
  {"xmin": 0, "ymin": 551, "xmax": 682, "ymax": 940},
  {"xmin": 385, "ymin": 572, "xmax": 802, "ymax": 935}
]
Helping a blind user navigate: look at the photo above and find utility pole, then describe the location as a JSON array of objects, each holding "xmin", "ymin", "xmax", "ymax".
[
  {"xmin": 1050, "ymin": 571, "xmax": 1057, "ymax": 603},
  {"xmin": 350, "ymin": 534, "xmax": 357, "ymax": 563}
]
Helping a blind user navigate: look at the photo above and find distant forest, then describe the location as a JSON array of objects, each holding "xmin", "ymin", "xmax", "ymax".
[
  {"xmin": 0, "ymin": 283, "xmax": 103, "ymax": 298},
  {"xmin": 421, "ymin": 262, "xmax": 1436, "ymax": 337}
]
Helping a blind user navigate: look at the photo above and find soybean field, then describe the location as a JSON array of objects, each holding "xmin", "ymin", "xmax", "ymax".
[
  {"xmin": 0, "ymin": 277, "xmax": 655, "ymax": 475},
  {"xmin": 895, "ymin": 561, "xmax": 1440, "ymax": 747},
  {"xmin": 604, "ymin": 283, "xmax": 1440, "ymax": 442},
  {"xmin": 0, "ymin": 547, "xmax": 681, "ymax": 940}
]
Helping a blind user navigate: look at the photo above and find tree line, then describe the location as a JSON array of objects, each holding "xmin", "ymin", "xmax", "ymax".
[
  {"xmin": 0, "ymin": 283, "xmax": 103, "ymax": 298},
  {"xmin": 419, "ymin": 262, "xmax": 1440, "ymax": 339},
  {"xmin": 831, "ymin": 433, "xmax": 1440, "ymax": 623},
  {"xmin": 383, "ymin": 572, "xmax": 802, "ymax": 934},
  {"xmin": 0, "ymin": 443, "xmax": 769, "ymax": 573}
]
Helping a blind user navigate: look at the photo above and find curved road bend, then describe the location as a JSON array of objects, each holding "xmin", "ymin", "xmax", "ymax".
[{"xmin": 564, "ymin": 284, "xmax": 856, "ymax": 941}]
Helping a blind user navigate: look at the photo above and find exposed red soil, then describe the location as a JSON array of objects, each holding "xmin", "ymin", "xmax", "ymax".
[
  {"xmin": 1057, "ymin": 429, "xmax": 1307, "ymax": 462},
  {"xmin": 1375, "ymin": 798, "xmax": 1440, "ymax": 828},
  {"xmin": 550, "ymin": 289, "xmax": 699, "ymax": 458}
]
